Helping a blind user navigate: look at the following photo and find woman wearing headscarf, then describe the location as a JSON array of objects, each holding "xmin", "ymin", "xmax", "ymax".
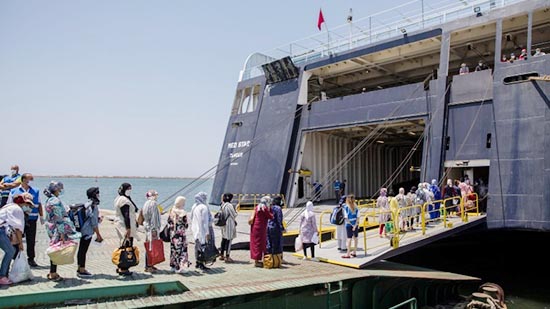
[
  {"xmin": 142, "ymin": 189, "xmax": 162, "ymax": 273},
  {"xmin": 113, "ymin": 182, "xmax": 138, "ymax": 276},
  {"xmin": 396, "ymin": 188, "xmax": 407, "ymax": 231},
  {"xmin": 430, "ymin": 179, "xmax": 442, "ymax": 220},
  {"xmin": 76, "ymin": 187, "xmax": 102, "ymax": 278},
  {"xmin": 219, "ymin": 193, "xmax": 238, "ymax": 263},
  {"xmin": 168, "ymin": 196, "xmax": 190, "ymax": 273},
  {"xmin": 266, "ymin": 196, "xmax": 284, "ymax": 260},
  {"xmin": 249, "ymin": 196, "xmax": 273, "ymax": 267},
  {"xmin": 0, "ymin": 193, "xmax": 28, "ymax": 285},
  {"xmin": 443, "ymin": 179, "xmax": 458, "ymax": 215},
  {"xmin": 299, "ymin": 201, "xmax": 318, "ymax": 260},
  {"xmin": 190, "ymin": 192, "xmax": 212, "ymax": 271},
  {"xmin": 44, "ymin": 181, "xmax": 80, "ymax": 281},
  {"xmin": 406, "ymin": 186, "xmax": 417, "ymax": 230},
  {"xmin": 377, "ymin": 188, "xmax": 389, "ymax": 238}
]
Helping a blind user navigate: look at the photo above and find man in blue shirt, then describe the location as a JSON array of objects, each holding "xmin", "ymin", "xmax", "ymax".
[
  {"xmin": 0, "ymin": 165, "xmax": 21, "ymax": 207},
  {"xmin": 8, "ymin": 173, "xmax": 42, "ymax": 267},
  {"xmin": 333, "ymin": 179, "xmax": 341, "ymax": 203}
]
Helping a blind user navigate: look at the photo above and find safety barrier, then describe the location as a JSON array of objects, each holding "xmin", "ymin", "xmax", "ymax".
[
  {"xmin": 229, "ymin": 193, "xmax": 287, "ymax": 211},
  {"xmin": 317, "ymin": 194, "xmax": 480, "ymax": 252}
]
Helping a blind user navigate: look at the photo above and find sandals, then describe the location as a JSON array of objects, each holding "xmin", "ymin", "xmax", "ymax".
[
  {"xmin": 47, "ymin": 273, "xmax": 63, "ymax": 282},
  {"xmin": 351, "ymin": 253, "xmax": 357, "ymax": 257}
]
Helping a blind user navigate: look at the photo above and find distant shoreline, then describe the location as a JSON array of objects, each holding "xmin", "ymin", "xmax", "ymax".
[{"xmin": 33, "ymin": 175, "xmax": 211, "ymax": 180}]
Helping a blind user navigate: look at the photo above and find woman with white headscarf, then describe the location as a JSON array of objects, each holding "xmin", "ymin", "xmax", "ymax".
[
  {"xmin": 142, "ymin": 189, "xmax": 162, "ymax": 273},
  {"xmin": 168, "ymin": 196, "xmax": 190, "ymax": 273},
  {"xmin": 299, "ymin": 201, "xmax": 318, "ymax": 260},
  {"xmin": 249, "ymin": 196, "xmax": 273, "ymax": 267},
  {"xmin": 191, "ymin": 192, "xmax": 212, "ymax": 271},
  {"xmin": 377, "ymin": 188, "xmax": 389, "ymax": 238}
]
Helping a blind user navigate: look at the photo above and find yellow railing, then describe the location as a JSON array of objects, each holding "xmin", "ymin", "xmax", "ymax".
[
  {"xmin": 231, "ymin": 193, "xmax": 287, "ymax": 211},
  {"xmin": 318, "ymin": 210, "xmax": 334, "ymax": 248},
  {"xmin": 314, "ymin": 194, "xmax": 479, "ymax": 252}
]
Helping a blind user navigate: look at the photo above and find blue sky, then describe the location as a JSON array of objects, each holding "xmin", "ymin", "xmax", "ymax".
[{"xmin": 0, "ymin": 0, "xmax": 407, "ymax": 177}]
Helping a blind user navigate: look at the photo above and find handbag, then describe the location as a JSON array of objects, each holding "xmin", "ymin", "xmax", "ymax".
[
  {"xmin": 46, "ymin": 241, "xmax": 78, "ymax": 265},
  {"xmin": 159, "ymin": 224, "xmax": 171, "ymax": 243},
  {"xmin": 112, "ymin": 239, "xmax": 140, "ymax": 269},
  {"xmin": 263, "ymin": 253, "xmax": 282, "ymax": 269},
  {"xmin": 144, "ymin": 239, "xmax": 165, "ymax": 266},
  {"xmin": 197, "ymin": 237, "xmax": 219, "ymax": 265},
  {"xmin": 136, "ymin": 209, "xmax": 144, "ymax": 226}
]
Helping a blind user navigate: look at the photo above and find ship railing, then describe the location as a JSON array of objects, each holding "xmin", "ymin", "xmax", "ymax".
[
  {"xmin": 240, "ymin": 0, "xmax": 526, "ymax": 81},
  {"xmin": 317, "ymin": 194, "xmax": 480, "ymax": 252},
  {"xmin": 232, "ymin": 193, "xmax": 287, "ymax": 211}
]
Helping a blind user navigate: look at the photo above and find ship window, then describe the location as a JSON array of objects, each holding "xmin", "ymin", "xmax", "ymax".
[
  {"xmin": 240, "ymin": 88, "xmax": 252, "ymax": 114},
  {"xmin": 531, "ymin": 9, "xmax": 550, "ymax": 58},
  {"xmin": 231, "ymin": 89, "xmax": 243, "ymax": 115},
  {"xmin": 503, "ymin": 73, "xmax": 539, "ymax": 84},
  {"xmin": 500, "ymin": 14, "xmax": 528, "ymax": 63},
  {"xmin": 232, "ymin": 84, "xmax": 261, "ymax": 115}
]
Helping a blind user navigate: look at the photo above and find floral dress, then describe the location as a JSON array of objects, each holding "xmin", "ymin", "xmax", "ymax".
[
  {"xmin": 44, "ymin": 196, "xmax": 80, "ymax": 244},
  {"xmin": 168, "ymin": 212, "xmax": 190, "ymax": 271}
]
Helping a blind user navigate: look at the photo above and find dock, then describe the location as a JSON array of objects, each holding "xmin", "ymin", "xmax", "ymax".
[{"xmin": 0, "ymin": 203, "xmax": 482, "ymax": 308}]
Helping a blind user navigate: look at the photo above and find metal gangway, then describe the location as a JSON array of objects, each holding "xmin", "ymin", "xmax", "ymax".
[{"xmin": 294, "ymin": 194, "xmax": 486, "ymax": 269}]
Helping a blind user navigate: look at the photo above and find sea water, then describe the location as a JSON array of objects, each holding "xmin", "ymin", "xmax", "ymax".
[{"xmin": 32, "ymin": 176, "xmax": 214, "ymax": 211}]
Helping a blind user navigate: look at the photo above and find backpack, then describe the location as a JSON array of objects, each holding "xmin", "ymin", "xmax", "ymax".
[
  {"xmin": 214, "ymin": 203, "xmax": 227, "ymax": 227},
  {"xmin": 330, "ymin": 206, "xmax": 345, "ymax": 225},
  {"xmin": 68, "ymin": 203, "xmax": 89, "ymax": 232}
]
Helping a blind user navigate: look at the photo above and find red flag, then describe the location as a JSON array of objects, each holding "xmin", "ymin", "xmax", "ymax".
[{"xmin": 317, "ymin": 9, "xmax": 325, "ymax": 31}]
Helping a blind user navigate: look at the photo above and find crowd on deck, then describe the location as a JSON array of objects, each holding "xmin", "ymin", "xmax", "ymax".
[{"xmin": 0, "ymin": 164, "xmax": 322, "ymax": 287}]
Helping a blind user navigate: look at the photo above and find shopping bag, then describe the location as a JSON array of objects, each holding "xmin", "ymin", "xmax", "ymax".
[
  {"xmin": 46, "ymin": 241, "xmax": 77, "ymax": 265},
  {"xmin": 311, "ymin": 232, "xmax": 319, "ymax": 245},
  {"xmin": 294, "ymin": 234, "xmax": 303, "ymax": 252},
  {"xmin": 8, "ymin": 252, "xmax": 33, "ymax": 283},
  {"xmin": 112, "ymin": 239, "xmax": 140, "ymax": 269},
  {"xmin": 144, "ymin": 239, "xmax": 165, "ymax": 266}
]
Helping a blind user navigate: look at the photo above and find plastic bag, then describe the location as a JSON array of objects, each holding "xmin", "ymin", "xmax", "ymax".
[
  {"xmin": 311, "ymin": 232, "xmax": 319, "ymax": 245},
  {"xmin": 294, "ymin": 234, "xmax": 303, "ymax": 252},
  {"xmin": 9, "ymin": 252, "xmax": 33, "ymax": 283}
]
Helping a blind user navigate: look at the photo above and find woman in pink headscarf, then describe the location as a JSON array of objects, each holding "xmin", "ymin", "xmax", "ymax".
[{"xmin": 249, "ymin": 196, "xmax": 273, "ymax": 267}]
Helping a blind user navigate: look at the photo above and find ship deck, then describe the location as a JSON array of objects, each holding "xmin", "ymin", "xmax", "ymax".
[{"xmin": 0, "ymin": 206, "xmax": 481, "ymax": 308}]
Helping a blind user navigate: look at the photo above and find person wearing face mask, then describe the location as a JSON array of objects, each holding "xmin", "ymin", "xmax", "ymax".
[
  {"xmin": 0, "ymin": 165, "xmax": 21, "ymax": 208},
  {"xmin": 44, "ymin": 181, "xmax": 81, "ymax": 281},
  {"xmin": 6, "ymin": 173, "xmax": 43, "ymax": 267},
  {"xmin": 76, "ymin": 187, "xmax": 102, "ymax": 278},
  {"xmin": 0, "ymin": 193, "xmax": 29, "ymax": 285},
  {"xmin": 113, "ymin": 183, "xmax": 138, "ymax": 276},
  {"xmin": 142, "ymin": 189, "xmax": 162, "ymax": 273}
]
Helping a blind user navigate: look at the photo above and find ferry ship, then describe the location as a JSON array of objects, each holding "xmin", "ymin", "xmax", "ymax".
[{"xmin": 211, "ymin": 0, "xmax": 550, "ymax": 232}]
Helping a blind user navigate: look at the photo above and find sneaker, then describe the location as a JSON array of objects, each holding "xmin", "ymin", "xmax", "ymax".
[
  {"xmin": 310, "ymin": 257, "xmax": 319, "ymax": 262},
  {"xmin": 302, "ymin": 256, "xmax": 308, "ymax": 260},
  {"xmin": 0, "ymin": 277, "xmax": 12, "ymax": 285},
  {"xmin": 28, "ymin": 260, "xmax": 39, "ymax": 267},
  {"xmin": 77, "ymin": 270, "xmax": 93, "ymax": 278}
]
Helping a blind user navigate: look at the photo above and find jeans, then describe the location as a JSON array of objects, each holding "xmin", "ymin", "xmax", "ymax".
[{"xmin": 0, "ymin": 227, "xmax": 16, "ymax": 277}]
